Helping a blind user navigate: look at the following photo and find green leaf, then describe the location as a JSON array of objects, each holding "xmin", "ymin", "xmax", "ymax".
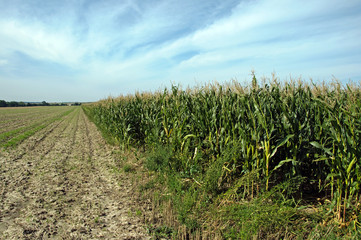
[
  {"xmin": 310, "ymin": 141, "xmax": 332, "ymax": 156},
  {"xmin": 270, "ymin": 134, "xmax": 294, "ymax": 158},
  {"xmin": 312, "ymin": 156, "xmax": 329, "ymax": 162},
  {"xmin": 272, "ymin": 159, "xmax": 296, "ymax": 171},
  {"xmin": 325, "ymin": 173, "xmax": 340, "ymax": 181},
  {"xmin": 347, "ymin": 157, "xmax": 357, "ymax": 175}
]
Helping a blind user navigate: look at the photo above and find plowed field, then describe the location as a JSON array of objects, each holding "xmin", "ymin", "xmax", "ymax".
[{"xmin": 0, "ymin": 106, "xmax": 150, "ymax": 239}]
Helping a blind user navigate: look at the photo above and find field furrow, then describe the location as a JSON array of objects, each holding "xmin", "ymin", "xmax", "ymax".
[
  {"xmin": 0, "ymin": 107, "xmax": 69, "ymax": 135},
  {"xmin": 0, "ymin": 107, "xmax": 149, "ymax": 239},
  {"xmin": 0, "ymin": 107, "xmax": 76, "ymax": 148}
]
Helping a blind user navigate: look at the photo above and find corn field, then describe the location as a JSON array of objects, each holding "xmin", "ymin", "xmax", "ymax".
[{"xmin": 84, "ymin": 77, "xmax": 361, "ymax": 224}]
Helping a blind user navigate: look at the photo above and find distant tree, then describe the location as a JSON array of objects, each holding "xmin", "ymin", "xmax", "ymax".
[
  {"xmin": 0, "ymin": 100, "xmax": 7, "ymax": 107},
  {"xmin": 18, "ymin": 101, "xmax": 25, "ymax": 107},
  {"xmin": 41, "ymin": 101, "xmax": 49, "ymax": 106},
  {"xmin": 9, "ymin": 101, "xmax": 18, "ymax": 107}
]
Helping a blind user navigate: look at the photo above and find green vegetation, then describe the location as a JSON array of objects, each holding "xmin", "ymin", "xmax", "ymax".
[
  {"xmin": 0, "ymin": 100, "xmax": 82, "ymax": 107},
  {"xmin": 83, "ymin": 76, "xmax": 361, "ymax": 239},
  {"xmin": 0, "ymin": 107, "xmax": 77, "ymax": 148}
]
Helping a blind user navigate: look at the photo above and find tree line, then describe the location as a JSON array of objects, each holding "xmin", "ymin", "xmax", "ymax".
[{"xmin": 0, "ymin": 100, "xmax": 81, "ymax": 107}]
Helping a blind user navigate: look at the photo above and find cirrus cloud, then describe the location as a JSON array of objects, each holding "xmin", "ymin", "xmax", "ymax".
[{"xmin": 0, "ymin": 0, "xmax": 360, "ymax": 102}]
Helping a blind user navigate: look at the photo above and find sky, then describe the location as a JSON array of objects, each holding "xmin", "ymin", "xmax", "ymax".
[{"xmin": 0, "ymin": 0, "xmax": 360, "ymax": 102}]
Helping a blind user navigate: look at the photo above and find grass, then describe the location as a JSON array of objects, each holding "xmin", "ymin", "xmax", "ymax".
[
  {"xmin": 2, "ymin": 124, "xmax": 46, "ymax": 148},
  {"xmin": 123, "ymin": 164, "xmax": 134, "ymax": 173},
  {"xmin": 0, "ymin": 126, "xmax": 28, "ymax": 143}
]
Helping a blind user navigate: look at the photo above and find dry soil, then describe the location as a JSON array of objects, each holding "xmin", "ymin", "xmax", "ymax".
[{"xmin": 0, "ymin": 107, "xmax": 150, "ymax": 239}]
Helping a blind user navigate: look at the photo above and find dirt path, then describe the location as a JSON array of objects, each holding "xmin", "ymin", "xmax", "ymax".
[{"xmin": 0, "ymin": 107, "xmax": 150, "ymax": 239}]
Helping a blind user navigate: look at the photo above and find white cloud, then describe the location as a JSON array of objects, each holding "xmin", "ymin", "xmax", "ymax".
[
  {"xmin": 0, "ymin": 59, "xmax": 8, "ymax": 66},
  {"xmin": 147, "ymin": 0, "xmax": 361, "ymax": 80},
  {"xmin": 84, "ymin": 0, "xmax": 361, "ymax": 90},
  {"xmin": 0, "ymin": 0, "xmax": 360, "ymax": 101},
  {"xmin": 0, "ymin": 20, "xmax": 83, "ymax": 66}
]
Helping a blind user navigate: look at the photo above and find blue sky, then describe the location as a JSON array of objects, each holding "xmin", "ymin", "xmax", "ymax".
[{"xmin": 0, "ymin": 0, "xmax": 360, "ymax": 102}]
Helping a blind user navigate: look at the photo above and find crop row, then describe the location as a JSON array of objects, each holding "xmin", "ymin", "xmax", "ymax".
[
  {"xmin": 0, "ymin": 107, "xmax": 77, "ymax": 148},
  {"xmin": 84, "ymin": 78, "xmax": 360, "ymax": 224}
]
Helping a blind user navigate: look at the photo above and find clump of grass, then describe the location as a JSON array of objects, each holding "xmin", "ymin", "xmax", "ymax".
[
  {"xmin": 123, "ymin": 164, "xmax": 134, "ymax": 173},
  {"xmin": 145, "ymin": 146, "xmax": 173, "ymax": 172}
]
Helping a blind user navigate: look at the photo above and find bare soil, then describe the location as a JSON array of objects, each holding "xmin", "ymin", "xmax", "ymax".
[{"xmin": 0, "ymin": 107, "xmax": 150, "ymax": 239}]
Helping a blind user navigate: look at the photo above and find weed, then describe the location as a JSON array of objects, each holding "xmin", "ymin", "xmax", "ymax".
[
  {"xmin": 145, "ymin": 146, "xmax": 173, "ymax": 172},
  {"xmin": 135, "ymin": 209, "xmax": 142, "ymax": 217},
  {"xmin": 147, "ymin": 225, "xmax": 174, "ymax": 239},
  {"xmin": 123, "ymin": 164, "xmax": 134, "ymax": 173}
]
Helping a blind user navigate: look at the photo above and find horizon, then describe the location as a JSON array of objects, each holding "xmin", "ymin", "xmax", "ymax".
[
  {"xmin": 1, "ymin": 76, "xmax": 360, "ymax": 103},
  {"xmin": 1, "ymin": 0, "xmax": 360, "ymax": 102}
]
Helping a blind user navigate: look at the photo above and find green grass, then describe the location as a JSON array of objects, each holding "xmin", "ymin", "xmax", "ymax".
[
  {"xmin": 0, "ymin": 126, "xmax": 28, "ymax": 143},
  {"xmin": 2, "ymin": 124, "xmax": 46, "ymax": 148},
  {"xmin": 123, "ymin": 164, "xmax": 134, "ymax": 173}
]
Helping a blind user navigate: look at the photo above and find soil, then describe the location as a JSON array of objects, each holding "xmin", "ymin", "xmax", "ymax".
[{"xmin": 0, "ymin": 107, "xmax": 151, "ymax": 239}]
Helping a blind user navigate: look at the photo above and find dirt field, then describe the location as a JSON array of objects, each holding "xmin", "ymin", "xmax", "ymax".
[{"xmin": 0, "ymin": 107, "xmax": 150, "ymax": 239}]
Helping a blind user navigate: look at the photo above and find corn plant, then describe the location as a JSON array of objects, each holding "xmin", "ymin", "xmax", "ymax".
[{"xmin": 83, "ymin": 77, "xmax": 361, "ymax": 225}]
